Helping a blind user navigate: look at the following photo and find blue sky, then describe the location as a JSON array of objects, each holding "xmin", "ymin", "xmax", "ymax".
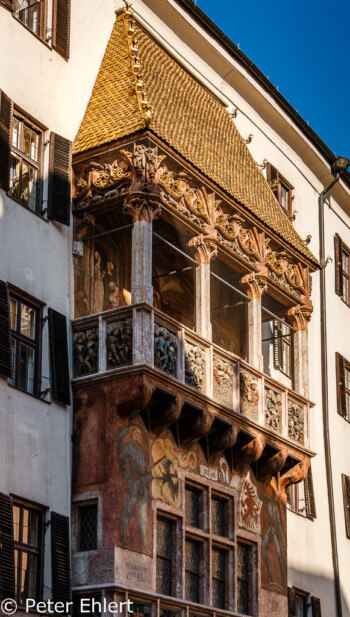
[{"xmin": 195, "ymin": 0, "xmax": 350, "ymax": 158}]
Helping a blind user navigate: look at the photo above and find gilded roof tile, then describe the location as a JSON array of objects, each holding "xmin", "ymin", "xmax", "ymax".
[{"xmin": 73, "ymin": 14, "xmax": 318, "ymax": 266}]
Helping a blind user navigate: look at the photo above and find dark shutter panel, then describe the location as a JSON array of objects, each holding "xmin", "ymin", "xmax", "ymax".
[
  {"xmin": 311, "ymin": 597, "xmax": 322, "ymax": 617},
  {"xmin": 51, "ymin": 512, "xmax": 71, "ymax": 605},
  {"xmin": 0, "ymin": 90, "xmax": 13, "ymax": 192},
  {"xmin": 0, "ymin": 281, "xmax": 12, "ymax": 378},
  {"xmin": 334, "ymin": 234, "xmax": 343, "ymax": 297},
  {"xmin": 48, "ymin": 133, "xmax": 71, "ymax": 226},
  {"xmin": 336, "ymin": 353, "xmax": 346, "ymax": 418},
  {"xmin": 286, "ymin": 485, "xmax": 291, "ymax": 505},
  {"xmin": 305, "ymin": 465, "xmax": 316, "ymax": 520},
  {"xmin": 342, "ymin": 474, "xmax": 350, "ymax": 539},
  {"xmin": 0, "ymin": 493, "xmax": 15, "ymax": 601},
  {"xmin": 52, "ymin": 0, "xmax": 70, "ymax": 59},
  {"xmin": 273, "ymin": 320, "xmax": 281, "ymax": 370},
  {"xmin": 287, "ymin": 587, "xmax": 296, "ymax": 617},
  {"xmin": 48, "ymin": 308, "xmax": 71, "ymax": 405}
]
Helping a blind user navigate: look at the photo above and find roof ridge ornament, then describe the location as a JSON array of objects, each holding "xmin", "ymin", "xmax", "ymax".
[{"xmin": 123, "ymin": 4, "xmax": 153, "ymax": 127}]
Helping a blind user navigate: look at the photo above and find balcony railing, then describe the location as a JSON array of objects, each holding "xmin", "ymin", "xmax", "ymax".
[{"xmin": 72, "ymin": 303, "xmax": 311, "ymax": 448}]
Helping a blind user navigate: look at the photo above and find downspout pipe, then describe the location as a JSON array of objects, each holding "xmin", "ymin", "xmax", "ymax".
[{"xmin": 319, "ymin": 170, "xmax": 343, "ymax": 617}]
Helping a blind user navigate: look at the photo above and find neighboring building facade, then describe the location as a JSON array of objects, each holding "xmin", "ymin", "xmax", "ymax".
[{"xmin": 0, "ymin": 1, "xmax": 349, "ymax": 617}]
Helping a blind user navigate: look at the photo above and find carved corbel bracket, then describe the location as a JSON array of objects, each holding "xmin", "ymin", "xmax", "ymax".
[
  {"xmin": 189, "ymin": 233, "xmax": 218, "ymax": 265},
  {"xmin": 180, "ymin": 407, "xmax": 214, "ymax": 445},
  {"xmin": 232, "ymin": 433, "xmax": 266, "ymax": 471},
  {"xmin": 279, "ymin": 456, "xmax": 310, "ymax": 501},
  {"xmin": 150, "ymin": 394, "xmax": 183, "ymax": 434},
  {"xmin": 241, "ymin": 272, "xmax": 268, "ymax": 299},
  {"xmin": 259, "ymin": 447, "xmax": 288, "ymax": 480},
  {"xmin": 123, "ymin": 196, "xmax": 161, "ymax": 223},
  {"xmin": 208, "ymin": 422, "xmax": 239, "ymax": 463},
  {"xmin": 116, "ymin": 375, "xmax": 155, "ymax": 418}
]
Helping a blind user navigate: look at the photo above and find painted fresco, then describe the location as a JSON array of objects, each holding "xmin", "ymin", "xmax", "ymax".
[
  {"xmin": 116, "ymin": 421, "xmax": 152, "ymax": 555},
  {"xmin": 152, "ymin": 437, "xmax": 197, "ymax": 507},
  {"xmin": 73, "ymin": 389, "xmax": 107, "ymax": 488},
  {"xmin": 238, "ymin": 470, "xmax": 262, "ymax": 534},
  {"xmin": 260, "ymin": 478, "xmax": 287, "ymax": 593}
]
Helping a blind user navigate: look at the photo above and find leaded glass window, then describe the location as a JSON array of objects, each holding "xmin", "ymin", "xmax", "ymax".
[
  {"xmin": 157, "ymin": 517, "xmax": 173, "ymax": 596},
  {"xmin": 185, "ymin": 487, "xmax": 200, "ymax": 528},
  {"xmin": 79, "ymin": 504, "xmax": 98, "ymax": 551},
  {"xmin": 211, "ymin": 497, "xmax": 226, "ymax": 537},
  {"xmin": 237, "ymin": 543, "xmax": 250, "ymax": 615},
  {"xmin": 212, "ymin": 547, "xmax": 226, "ymax": 609},
  {"xmin": 185, "ymin": 539, "xmax": 200, "ymax": 603}
]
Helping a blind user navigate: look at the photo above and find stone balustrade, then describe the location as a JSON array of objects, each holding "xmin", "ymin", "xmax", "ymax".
[{"xmin": 72, "ymin": 302, "xmax": 311, "ymax": 448}]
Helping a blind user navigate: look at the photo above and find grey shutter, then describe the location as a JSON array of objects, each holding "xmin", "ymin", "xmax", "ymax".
[
  {"xmin": 0, "ymin": 493, "xmax": 15, "ymax": 601},
  {"xmin": 0, "ymin": 90, "xmax": 12, "ymax": 192},
  {"xmin": 304, "ymin": 465, "xmax": 316, "ymax": 520},
  {"xmin": 48, "ymin": 308, "xmax": 71, "ymax": 405},
  {"xmin": 0, "ymin": 281, "xmax": 12, "ymax": 378},
  {"xmin": 52, "ymin": 0, "xmax": 70, "ymax": 59},
  {"xmin": 311, "ymin": 597, "xmax": 322, "ymax": 617},
  {"xmin": 336, "ymin": 353, "xmax": 347, "ymax": 418},
  {"xmin": 342, "ymin": 474, "xmax": 350, "ymax": 539},
  {"xmin": 48, "ymin": 133, "xmax": 71, "ymax": 226},
  {"xmin": 51, "ymin": 512, "xmax": 70, "ymax": 605},
  {"xmin": 287, "ymin": 587, "xmax": 296, "ymax": 617},
  {"xmin": 334, "ymin": 234, "xmax": 343, "ymax": 297}
]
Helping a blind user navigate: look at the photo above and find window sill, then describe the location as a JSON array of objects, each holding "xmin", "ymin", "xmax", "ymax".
[
  {"xmin": 7, "ymin": 381, "xmax": 51, "ymax": 404},
  {"xmin": 7, "ymin": 193, "xmax": 49, "ymax": 222}
]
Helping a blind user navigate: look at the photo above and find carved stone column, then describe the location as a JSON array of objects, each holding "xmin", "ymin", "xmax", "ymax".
[
  {"xmin": 189, "ymin": 234, "xmax": 217, "ymax": 340},
  {"xmin": 124, "ymin": 196, "xmax": 161, "ymax": 304},
  {"xmin": 287, "ymin": 305, "xmax": 311, "ymax": 398},
  {"xmin": 241, "ymin": 273, "xmax": 267, "ymax": 371}
]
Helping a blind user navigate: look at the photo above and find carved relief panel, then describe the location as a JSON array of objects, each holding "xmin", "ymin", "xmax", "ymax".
[
  {"xmin": 213, "ymin": 355, "xmax": 234, "ymax": 408},
  {"xmin": 240, "ymin": 370, "xmax": 259, "ymax": 420},
  {"xmin": 264, "ymin": 387, "xmax": 282, "ymax": 433}
]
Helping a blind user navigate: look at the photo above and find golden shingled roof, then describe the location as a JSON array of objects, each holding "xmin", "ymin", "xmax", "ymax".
[{"xmin": 73, "ymin": 13, "xmax": 318, "ymax": 266}]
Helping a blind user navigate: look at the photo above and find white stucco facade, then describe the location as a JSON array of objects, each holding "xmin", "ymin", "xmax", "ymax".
[{"xmin": 1, "ymin": 0, "xmax": 349, "ymax": 614}]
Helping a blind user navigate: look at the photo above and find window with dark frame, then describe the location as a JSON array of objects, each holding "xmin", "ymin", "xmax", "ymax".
[
  {"xmin": 0, "ymin": 0, "xmax": 70, "ymax": 58},
  {"xmin": 211, "ymin": 547, "xmax": 226, "ymax": 609},
  {"xmin": 185, "ymin": 486, "xmax": 201, "ymax": 529},
  {"xmin": 266, "ymin": 163, "xmax": 293, "ymax": 217},
  {"xmin": 335, "ymin": 234, "xmax": 350, "ymax": 306},
  {"xmin": 10, "ymin": 114, "xmax": 42, "ymax": 214},
  {"xmin": 342, "ymin": 474, "xmax": 350, "ymax": 539},
  {"xmin": 12, "ymin": 501, "xmax": 43, "ymax": 606},
  {"xmin": 12, "ymin": 0, "xmax": 44, "ymax": 37},
  {"xmin": 156, "ymin": 516, "xmax": 174, "ymax": 596},
  {"xmin": 9, "ymin": 292, "xmax": 41, "ymax": 396},
  {"xmin": 211, "ymin": 496, "xmax": 227, "ymax": 537},
  {"xmin": 237, "ymin": 542, "xmax": 251, "ymax": 615},
  {"xmin": 185, "ymin": 538, "xmax": 200, "ymax": 603},
  {"xmin": 274, "ymin": 319, "xmax": 292, "ymax": 378},
  {"xmin": 79, "ymin": 504, "xmax": 97, "ymax": 552},
  {"xmin": 295, "ymin": 591, "xmax": 308, "ymax": 617},
  {"xmin": 336, "ymin": 353, "xmax": 350, "ymax": 422},
  {"xmin": 287, "ymin": 465, "xmax": 316, "ymax": 520}
]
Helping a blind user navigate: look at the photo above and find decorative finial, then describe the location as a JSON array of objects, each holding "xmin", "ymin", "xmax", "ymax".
[
  {"xmin": 304, "ymin": 235, "xmax": 312, "ymax": 245},
  {"xmin": 244, "ymin": 134, "xmax": 253, "ymax": 144}
]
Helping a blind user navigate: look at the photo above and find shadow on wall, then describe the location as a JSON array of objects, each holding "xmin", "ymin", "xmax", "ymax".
[{"xmin": 288, "ymin": 567, "xmax": 350, "ymax": 617}]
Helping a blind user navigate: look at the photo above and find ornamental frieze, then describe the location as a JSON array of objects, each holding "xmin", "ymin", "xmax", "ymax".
[
  {"xmin": 154, "ymin": 324, "xmax": 178, "ymax": 377},
  {"xmin": 265, "ymin": 239, "xmax": 308, "ymax": 299},
  {"xmin": 240, "ymin": 371, "xmax": 259, "ymax": 420},
  {"xmin": 73, "ymin": 152, "xmax": 133, "ymax": 208},
  {"xmin": 184, "ymin": 342, "xmax": 206, "ymax": 392},
  {"xmin": 265, "ymin": 387, "xmax": 282, "ymax": 433},
  {"xmin": 213, "ymin": 355, "xmax": 234, "ymax": 408}
]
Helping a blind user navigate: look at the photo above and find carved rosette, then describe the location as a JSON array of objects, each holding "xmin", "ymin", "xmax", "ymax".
[
  {"xmin": 288, "ymin": 399, "xmax": 305, "ymax": 444},
  {"xmin": 264, "ymin": 387, "xmax": 282, "ymax": 433},
  {"xmin": 154, "ymin": 324, "xmax": 178, "ymax": 378},
  {"xmin": 213, "ymin": 355, "xmax": 234, "ymax": 408},
  {"xmin": 106, "ymin": 318, "xmax": 133, "ymax": 369},
  {"xmin": 184, "ymin": 342, "xmax": 206, "ymax": 392},
  {"xmin": 240, "ymin": 371, "xmax": 259, "ymax": 420}
]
